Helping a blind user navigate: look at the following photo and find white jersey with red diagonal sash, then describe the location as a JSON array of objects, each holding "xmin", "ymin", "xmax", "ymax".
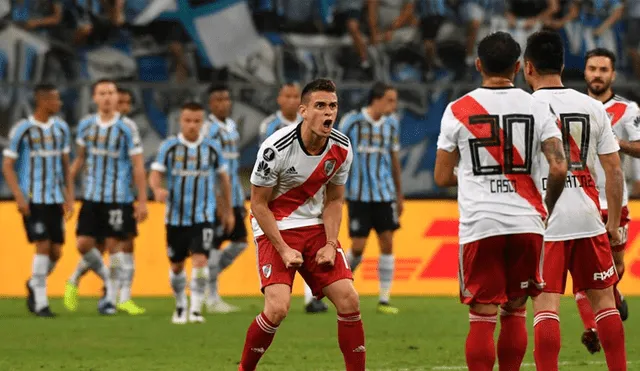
[
  {"xmin": 250, "ymin": 123, "xmax": 353, "ymax": 237},
  {"xmin": 533, "ymin": 88, "xmax": 619, "ymax": 241},
  {"xmin": 595, "ymin": 94, "xmax": 640, "ymax": 210},
  {"xmin": 437, "ymin": 87, "xmax": 561, "ymax": 244}
]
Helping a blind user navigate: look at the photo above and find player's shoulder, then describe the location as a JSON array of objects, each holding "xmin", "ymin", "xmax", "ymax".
[
  {"xmin": 159, "ymin": 135, "xmax": 181, "ymax": 150},
  {"xmin": 77, "ymin": 114, "xmax": 96, "ymax": 131},
  {"xmin": 8, "ymin": 118, "xmax": 32, "ymax": 138},
  {"xmin": 385, "ymin": 114, "xmax": 400, "ymax": 128},
  {"xmin": 259, "ymin": 113, "xmax": 279, "ymax": 131},
  {"xmin": 339, "ymin": 109, "xmax": 364, "ymax": 127},
  {"xmin": 52, "ymin": 116, "xmax": 70, "ymax": 130},
  {"xmin": 329, "ymin": 128, "xmax": 351, "ymax": 150},
  {"xmin": 613, "ymin": 95, "xmax": 640, "ymax": 114},
  {"xmin": 117, "ymin": 115, "xmax": 140, "ymax": 132},
  {"xmin": 263, "ymin": 124, "xmax": 298, "ymax": 152}
]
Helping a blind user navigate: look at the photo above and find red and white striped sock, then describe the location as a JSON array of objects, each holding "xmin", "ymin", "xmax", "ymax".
[
  {"xmin": 575, "ymin": 291, "xmax": 597, "ymax": 330},
  {"xmin": 466, "ymin": 311, "xmax": 497, "ymax": 371},
  {"xmin": 595, "ymin": 308, "xmax": 627, "ymax": 371},
  {"xmin": 337, "ymin": 312, "xmax": 366, "ymax": 371},
  {"xmin": 533, "ymin": 311, "xmax": 560, "ymax": 371},
  {"xmin": 239, "ymin": 312, "xmax": 279, "ymax": 371}
]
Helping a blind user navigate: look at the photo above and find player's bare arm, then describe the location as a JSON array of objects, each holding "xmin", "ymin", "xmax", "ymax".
[
  {"xmin": 434, "ymin": 148, "xmax": 460, "ymax": 187},
  {"xmin": 217, "ymin": 170, "xmax": 236, "ymax": 233},
  {"xmin": 599, "ymin": 151, "xmax": 624, "ymax": 243},
  {"xmin": 61, "ymin": 153, "xmax": 75, "ymax": 220},
  {"xmin": 1, "ymin": 156, "xmax": 29, "ymax": 216},
  {"xmin": 390, "ymin": 151, "xmax": 404, "ymax": 215},
  {"xmin": 131, "ymin": 153, "xmax": 149, "ymax": 222},
  {"xmin": 148, "ymin": 170, "xmax": 168, "ymax": 203},
  {"xmin": 617, "ymin": 139, "xmax": 640, "ymax": 158},
  {"xmin": 251, "ymin": 184, "xmax": 303, "ymax": 269},
  {"xmin": 69, "ymin": 145, "xmax": 86, "ymax": 182},
  {"xmin": 317, "ymin": 182, "xmax": 345, "ymax": 266},
  {"xmin": 541, "ymin": 137, "xmax": 568, "ymax": 217}
]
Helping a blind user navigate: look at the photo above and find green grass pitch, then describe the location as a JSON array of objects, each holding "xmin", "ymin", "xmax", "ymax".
[{"xmin": 0, "ymin": 296, "xmax": 637, "ymax": 370}]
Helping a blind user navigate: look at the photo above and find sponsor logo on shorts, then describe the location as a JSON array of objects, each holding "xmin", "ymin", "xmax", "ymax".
[
  {"xmin": 167, "ymin": 246, "xmax": 174, "ymax": 258},
  {"xmin": 262, "ymin": 264, "xmax": 272, "ymax": 278},
  {"xmin": 593, "ymin": 266, "xmax": 616, "ymax": 281},
  {"xmin": 350, "ymin": 219, "xmax": 360, "ymax": 232},
  {"xmin": 33, "ymin": 222, "xmax": 45, "ymax": 235},
  {"xmin": 520, "ymin": 281, "xmax": 529, "ymax": 289}
]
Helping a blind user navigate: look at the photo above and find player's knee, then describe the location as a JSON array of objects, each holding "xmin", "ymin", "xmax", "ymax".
[
  {"xmin": 34, "ymin": 242, "xmax": 51, "ymax": 255},
  {"xmin": 77, "ymin": 237, "xmax": 94, "ymax": 253},
  {"xmin": 123, "ymin": 240, "xmax": 134, "ymax": 253},
  {"xmin": 585, "ymin": 287, "xmax": 615, "ymax": 312},
  {"xmin": 170, "ymin": 262, "xmax": 185, "ymax": 274},
  {"xmin": 532, "ymin": 292, "xmax": 560, "ymax": 313},
  {"xmin": 335, "ymin": 287, "xmax": 360, "ymax": 314},
  {"xmin": 192, "ymin": 254, "xmax": 208, "ymax": 268},
  {"xmin": 265, "ymin": 301, "xmax": 290, "ymax": 325}
]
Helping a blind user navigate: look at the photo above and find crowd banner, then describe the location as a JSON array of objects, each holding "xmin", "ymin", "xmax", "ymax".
[{"xmin": 1, "ymin": 200, "xmax": 640, "ymax": 297}]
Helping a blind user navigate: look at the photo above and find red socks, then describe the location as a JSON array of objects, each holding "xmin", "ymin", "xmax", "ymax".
[
  {"xmin": 239, "ymin": 312, "xmax": 278, "ymax": 371},
  {"xmin": 498, "ymin": 308, "xmax": 527, "ymax": 371},
  {"xmin": 466, "ymin": 311, "xmax": 497, "ymax": 371},
  {"xmin": 575, "ymin": 291, "xmax": 597, "ymax": 330},
  {"xmin": 596, "ymin": 309, "xmax": 627, "ymax": 371},
  {"xmin": 337, "ymin": 312, "xmax": 366, "ymax": 371},
  {"xmin": 533, "ymin": 311, "xmax": 561, "ymax": 371}
]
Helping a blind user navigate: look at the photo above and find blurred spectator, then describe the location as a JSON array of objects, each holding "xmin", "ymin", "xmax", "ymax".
[
  {"xmin": 542, "ymin": 0, "xmax": 578, "ymax": 30},
  {"xmin": 11, "ymin": 0, "xmax": 64, "ymax": 39},
  {"xmin": 331, "ymin": 0, "xmax": 372, "ymax": 72},
  {"xmin": 280, "ymin": 0, "xmax": 321, "ymax": 33},
  {"xmin": 461, "ymin": 0, "xmax": 508, "ymax": 66},
  {"xmin": 416, "ymin": 0, "xmax": 459, "ymax": 79},
  {"xmin": 574, "ymin": 0, "xmax": 623, "ymax": 57},
  {"xmin": 506, "ymin": 0, "xmax": 558, "ymax": 52},
  {"xmin": 367, "ymin": 0, "xmax": 418, "ymax": 45},
  {"xmin": 626, "ymin": 0, "xmax": 640, "ymax": 80}
]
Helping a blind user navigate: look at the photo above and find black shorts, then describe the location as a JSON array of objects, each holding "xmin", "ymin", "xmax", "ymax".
[
  {"xmin": 23, "ymin": 203, "xmax": 65, "ymax": 244},
  {"xmin": 421, "ymin": 15, "xmax": 445, "ymax": 40},
  {"xmin": 214, "ymin": 206, "xmax": 248, "ymax": 248},
  {"xmin": 76, "ymin": 202, "xmax": 138, "ymax": 240},
  {"xmin": 347, "ymin": 201, "xmax": 400, "ymax": 238},
  {"xmin": 166, "ymin": 223, "xmax": 215, "ymax": 263}
]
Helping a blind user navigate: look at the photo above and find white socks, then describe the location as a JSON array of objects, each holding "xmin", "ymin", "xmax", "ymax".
[
  {"xmin": 119, "ymin": 253, "xmax": 134, "ymax": 303},
  {"xmin": 170, "ymin": 269, "xmax": 188, "ymax": 309},
  {"xmin": 303, "ymin": 283, "xmax": 314, "ymax": 305},
  {"xmin": 190, "ymin": 267, "xmax": 209, "ymax": 314},
  {"xmin": 378, "ymin": 254, "xmax": 395, "ymax": 304},
  {"xmin": 30, "ymin": 254, "xmax": 49, "ymax": 311}
]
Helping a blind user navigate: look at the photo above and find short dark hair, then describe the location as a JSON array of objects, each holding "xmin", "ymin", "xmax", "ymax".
[
  {"xmin": 280, "ymin": 81, "xmax": 300, "ymax": 91},
  {"xmin": 367, "ymin": 81, "xmax": 395, "ymax": 105},
  {"xmin": 34, "ymin": 83, "xmax": 57, "ymax": 94},
  {"xmin": 585, "ymin": 48, "xmax": 617, "ymax": 71},
  {"xmin": 117, "ymin": 87, "xmax": 134, "ymax": 103},
  {"xmin": 301, "ymin": 78, "xmax": 337, "ymax": 104},
  {"xmin": 207, "ymin": 82, "xmax": 229, "ymax": 95},
  {"xmin": 181, "ymin": 101, "xmax": 205, "ymax": 111},
  {"xmin": 92, "ymin": 78, "xmax": 117, "ymax": 94},
  {"xmin": 477, "ymin": 32, "xmax": 521, "ymax": 76},
  {"xmin": 524, "ymin": 30, "xmax": 564, "ymax": 75}
]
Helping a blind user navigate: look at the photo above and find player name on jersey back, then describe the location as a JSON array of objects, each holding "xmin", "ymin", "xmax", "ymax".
[
  {"xmin": 250, "ymin": 124, "xmax": 353, "ymax": 237},
  {"xmin": 594, "ymin": 95, "xmax": 640, "ymax": 210},
  {"xmin": 533, "ymin": 88, "xmax": 619, "ymax": 241},
  {"xmin": 437, "ymin": 87, "xmax": 562, "ymax": 244}
]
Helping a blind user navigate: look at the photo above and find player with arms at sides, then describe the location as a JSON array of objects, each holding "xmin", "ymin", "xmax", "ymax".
[
  {"xmin": 522, "ymin": 31, "xmax": 627, "ymax": 371},
  {"xmin": 149, "ymin": 102, "xmax": 233, "ymax": 324},
  {"xmin": 202, "ymin": 83, "xmax": 244, "ymax": 314},
  {"xmin": 571, "ymin": 48, "xmax": 640, "ymax": 344},
  {"xmin": 339, "ymin": 81, "xmax": 403, "ymax": 314},
  {"xmin": 259, "ymin": 82, "xmax": 303, "ymax": 143},
  {"xmin": 64, "ymin": 86, "xmax": 146, "ymax": 315},
  {"xmin": 238, "ymin": 79, "xmax": 364, "ymax": 371},
  {"xmin": 258, "ymin": 82, "xmax": 328, "ymax": 314},
  {"xmin": 2, "ymin": 84, "xmax": 74, "ymax": 317},
  {"xmin": 64, "ymin": 79, "xmax": 149, "ymax": 315},
  {"xmin": 434, "ymin": 31, "xmax": 569, "ymax": 371}
]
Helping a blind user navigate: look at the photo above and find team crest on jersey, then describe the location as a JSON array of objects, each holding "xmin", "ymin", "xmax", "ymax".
[
  {"xmin": 324, "ymin": 159, "xmax": 336, "ymax": 176},
  {"xmin": 263, "ymin": 148, "xmax": 275, "ymax": 162},
  {"xmin": 262, "ymin": 264, "xmax": 272, "ymax": 278}
]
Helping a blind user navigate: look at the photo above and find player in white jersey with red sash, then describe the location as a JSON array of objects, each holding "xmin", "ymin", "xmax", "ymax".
[
  {"xmin": 238, "ymin": 79, "xmax": 365, "ymax": 371},
  {"xmin": 571, "ymin": 49, "xmax": 640, "ymax": 340},
  {"xmin": 523, "ymin": 31, "xmax": 627, "ymax": 371},
  {"xmin": 435, "ymin": 31, "xmax": 568, "ymax": 371}
]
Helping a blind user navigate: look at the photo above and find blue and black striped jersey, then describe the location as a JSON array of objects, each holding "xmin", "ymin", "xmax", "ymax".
[
  {"xmin": 76, "ymin": 114, "xmax": 143, "ymax": 204},
  {"xmin": 258, "ymin": 111, "xmax": 302, "ymax": 144},
  {"xmin": 203, "ymin": 115, "xmax": 245, "ymax": 208},
  {"xmin": 338, "ymin": 109, "xmax": 401, "ymax": 203},
  {"xmin": 3, "ymin": 116, "xmax": 71, "ymax": 204},
  {"xmin": 151, "ymin": 134, "xmax": 228, "ymax": 227}
]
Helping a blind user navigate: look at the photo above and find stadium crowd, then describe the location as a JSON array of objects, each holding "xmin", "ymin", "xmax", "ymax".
[{"xmin": 3, "ymin": 0, "xmax": 640, "ymax": 81}]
